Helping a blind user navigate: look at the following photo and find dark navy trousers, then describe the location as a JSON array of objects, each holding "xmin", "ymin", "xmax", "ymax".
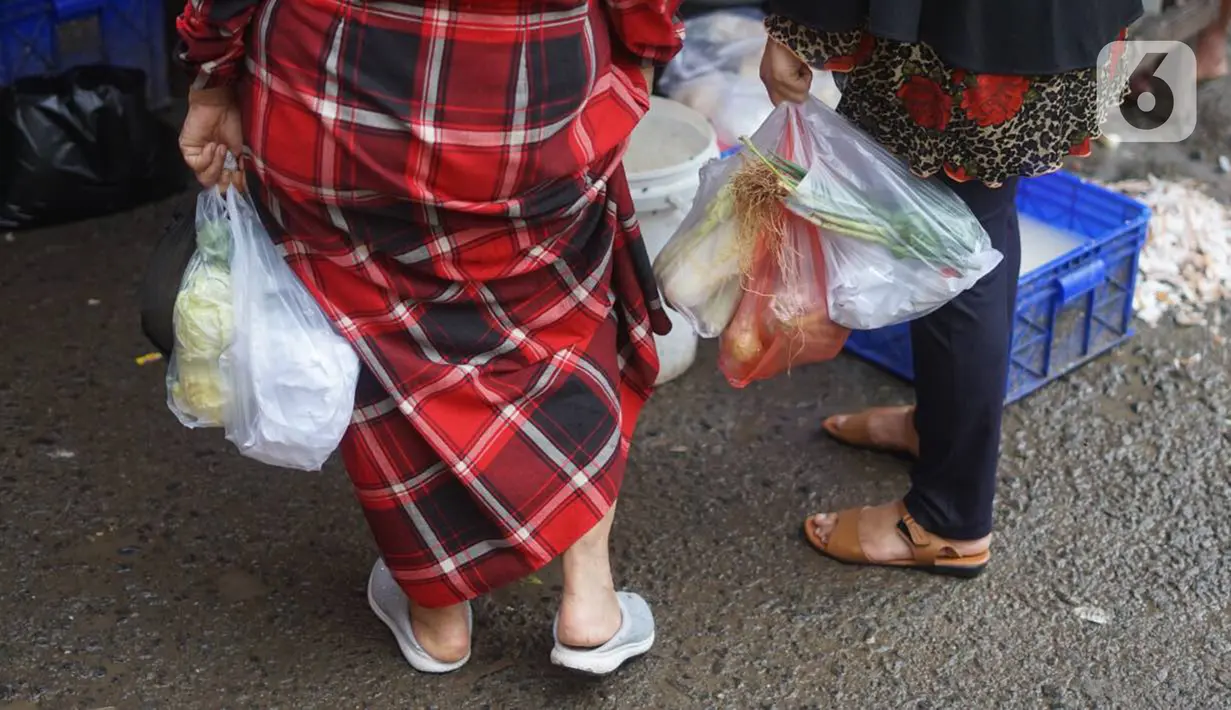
[{"xmin": 903, "ymin": 177, "xmax": 1021, "ymax": 540}]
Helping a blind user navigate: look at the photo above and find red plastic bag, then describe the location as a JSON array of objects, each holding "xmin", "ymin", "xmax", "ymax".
[
  {"xmin": 716, "ymin": 108, "xmax": 849, "ymax": 388},
  {"xmin": 718, "ymin": 213, "xmax": 849, "ymax": 388}
]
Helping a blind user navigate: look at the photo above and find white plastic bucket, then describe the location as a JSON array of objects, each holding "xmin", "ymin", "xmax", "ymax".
[{"xmin": 626, "ymin": 97, "xmax": 720, "ymax": 386}]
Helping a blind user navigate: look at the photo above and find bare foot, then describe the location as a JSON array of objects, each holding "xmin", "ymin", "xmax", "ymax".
[
  {"xmin": 409, "ymin": 600, "xmax": 470, "ymax": 663},
  {"xmin": 1196, "ymin": 25, "xmax": 1229, "ymax": 82},
  {"xmin": 809, "ymin": 500, "xmax": 990, "ymax": 563},
  {"xmin": 823, "ymin": 406, "xmax": 920, "ymax": 458}
]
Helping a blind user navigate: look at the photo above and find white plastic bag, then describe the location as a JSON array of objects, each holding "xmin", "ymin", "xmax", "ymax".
[
  {"xmin": 774, "ymin": 98, "xmax": 1004, "ymax": 330},
  {"xmin": 658, "ymin": 11, "xmax": 768, "ymax": 98},
  {"xmin": 166, "ymin": 183, "xmax": 359, "ymax": 471},
  {"xmin": 820, "ymin": 229, "xmax": 1003, "ymax": 330},
  {"xmin": 218, "ymin": 187, "xmax": 359, "ymax": 471},
  {"xmin": 660, "ymin": 10, "xmax": 841, "ymax": 149}
]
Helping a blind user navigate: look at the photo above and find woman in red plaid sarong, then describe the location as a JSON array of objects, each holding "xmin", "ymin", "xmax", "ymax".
[{"xmin": 176, "ymin": 0, "xmax": 682, "ymax": 674}]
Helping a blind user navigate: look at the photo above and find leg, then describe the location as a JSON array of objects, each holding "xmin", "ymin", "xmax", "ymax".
[
  {"xmin": 1196, "ymin": 0, "xmax": 1231, "ymax": 81},
  {"xmin": 341, "ymin": 369, "xmax": 477, "ymax": 667},
  {"xmin": 556, "ymin": 502, "xmax": 623, "ymax": 647},
  {"xmin": 904, "ymin": 177, "xmax": 1021, "ymax": 540},
  {"xmin": 810, "ymin": 178, "xmax": 1021, "ymax": 562}
]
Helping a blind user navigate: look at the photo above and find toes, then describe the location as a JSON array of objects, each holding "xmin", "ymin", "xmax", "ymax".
[{"xmin": 811, "ymin": 513, "xmax": 837, "ymax": 544}]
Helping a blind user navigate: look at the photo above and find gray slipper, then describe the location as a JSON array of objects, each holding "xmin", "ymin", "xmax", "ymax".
[
  {"xmin": 550, "ymin": 592, "xmax": 655, "ymax": 675},
  {"xmin": 367, "ymin": 559, "xmax": 472, "ymax": 674}
]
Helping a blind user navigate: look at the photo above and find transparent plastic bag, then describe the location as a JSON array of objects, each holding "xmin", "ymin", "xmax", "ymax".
[
  {"xmin": 166, "ymin": 188, "xmax": 234, "ymax": 428},
  {"xmin": 165, "ymin": 182, "xmax": 359, "ymax": 471},
  {"xmin": 659, "ymin": 10, "xmax": 841, "ymax": 150},
  {"xmin": 651, "ymin": 151, "xmax": 745, "ymax": 338},
  {"xmin": 652, "ymin": 99, "xmax": 813, "ymax": 340},
  {"xmin": 658, "ymin": 10, "xmax": 768, "ymax": 98},
  {"xmin": 218, "ymin": 186, "xmax": 360, "ymax": 471},
  {"xmin": 653, "ymin": 102, "xmax": 813, "ymax": 341},
  {"xmin": 714, "ymin": 109, "xmax": 849, "ymax": 387},
  {"xmin": 774, "ymin": 97, "xmax": 1004, "ymax": 330}
]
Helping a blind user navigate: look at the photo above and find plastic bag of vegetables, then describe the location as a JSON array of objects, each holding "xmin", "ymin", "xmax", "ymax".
[
  {"xmin": 716, "ymin": 109, "xmax": 849, "ymax": 388},
  {"xmin": 718, "ymin": 215, "xmax": 849, "ymax": 388},
  {"xmin": 166, "ymin": 186, "xmax": 235, "ymax": 427},
  {"xmin": 750, "ymin": 97, "xmax": 1003, "ymax": 330},
  {"xmin": 165, "ymin": 178, "xmax": 359, "ymax": 471},
  {"xmin": 651, "ymin": 152, "xmax": 745, "ymax": 338}
]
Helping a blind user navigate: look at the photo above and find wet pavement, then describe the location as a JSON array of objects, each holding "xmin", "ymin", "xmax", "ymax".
[{"xmin": 3, "ymin": 89, "xmax": 1231, "ymax": 710}]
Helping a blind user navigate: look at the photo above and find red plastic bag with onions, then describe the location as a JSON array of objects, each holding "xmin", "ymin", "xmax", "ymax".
[{"xmin": 716, "ymin": 110, "xmax": 849, "ymax": 388}]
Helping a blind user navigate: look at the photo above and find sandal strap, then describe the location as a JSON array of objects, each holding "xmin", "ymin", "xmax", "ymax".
[
  {"xmin": 824, "ymin": 406, "xmax": 916, "ymax": 453},
  {"xmin": 895, "ymin": 501, "xmax": 960, "ymax": 566},
  {"xmin": 824, "ymin": 508, "xmax": 870, "ymax": 562}
]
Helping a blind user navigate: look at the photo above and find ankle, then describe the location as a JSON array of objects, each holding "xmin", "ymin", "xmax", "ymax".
[
  {"xmin": 414, "ymin": 628, "xmax": 470, "ymax": 664},
  {"xmin": 561, "ymin": 546, "xmax": 615, "ymax": 603}
]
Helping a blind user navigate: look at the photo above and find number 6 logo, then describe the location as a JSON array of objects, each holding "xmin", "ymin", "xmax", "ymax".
[{"xmin": 1100, "ymin": 40, "xmax": 1197, "ymax": 143}]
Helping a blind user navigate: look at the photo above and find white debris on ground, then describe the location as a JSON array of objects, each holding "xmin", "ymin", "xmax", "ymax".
[
  {"xmin": 1074, "ymin": 605, "xmax": 1114, "ymax": 625},
  {"xmin": 1105, "ymin": 177, "xmax": 1231, "ymax": 330}
]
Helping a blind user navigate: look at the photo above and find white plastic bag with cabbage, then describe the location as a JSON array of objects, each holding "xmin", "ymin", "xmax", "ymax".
[
  {"xmin": 650, "ymin": 150, "xmax": 744, "ymax": 338},
  {"xmin": 166, "ymin": 183, "xmax": 360, "ymax": 471}
]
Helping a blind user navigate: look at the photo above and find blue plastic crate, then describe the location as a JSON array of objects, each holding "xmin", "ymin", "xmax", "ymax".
[
  {"xmin": 0, "ymin": 0, "xmax": 169, "ymax": 107},
  {"xmin": 843, "ymin": 170, "xmax": 1151, "ymax": 405}
]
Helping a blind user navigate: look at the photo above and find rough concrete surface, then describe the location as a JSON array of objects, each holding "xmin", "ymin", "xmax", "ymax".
[{"xmin": 3, "ymin": 86, "xmax": 1231, "ymax": 710}]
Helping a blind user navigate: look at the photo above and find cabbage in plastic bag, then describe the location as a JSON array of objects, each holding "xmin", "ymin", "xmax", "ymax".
[
  {"xmin": 166, "ymin": 189, "xmax": 235, "ymax": 428},
  {"xmin": 167, "ymin": 257, "xmax": 234, "ymax": 425},
  {"xmin": 652, "ymin": 153, "xmax": 746, "ymax": 338}
]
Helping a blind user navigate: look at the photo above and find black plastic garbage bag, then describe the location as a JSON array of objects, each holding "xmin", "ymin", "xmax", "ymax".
[
  {"xmin": 139, "ymin": 195, "xmax": 197, "ymax": 358},
  {"xmin": 0, "ymin": 65, "xmax": 188, "ymax": 230}
]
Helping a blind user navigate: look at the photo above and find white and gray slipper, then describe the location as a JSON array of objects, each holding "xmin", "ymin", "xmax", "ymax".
[
  {"xmin": 550, "ymin": 591, "xmax": 655, "ymax": 675},
  {"xmin": 366, "ymin": 559, "xmax": 472, "ymax": 674}
]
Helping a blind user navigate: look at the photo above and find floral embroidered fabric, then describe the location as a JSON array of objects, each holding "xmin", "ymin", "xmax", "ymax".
[{"xmin": 766, "ymin": 15, "xmax": 1132, "ymax": 186}]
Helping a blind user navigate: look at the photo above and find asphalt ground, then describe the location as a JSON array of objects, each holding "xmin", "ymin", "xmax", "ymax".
[{"xmin": 1, "ymin": 189, "xmax": 1228, "ymax": 708}]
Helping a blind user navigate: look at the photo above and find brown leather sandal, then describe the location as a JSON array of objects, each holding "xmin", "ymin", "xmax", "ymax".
[
  {"xmin": 802, "ymin": 502, "xmax": 989, "ymax": 579},
  {"xmin": 821, "ymin": 406, "xmax": 919, "ymax": 459}
]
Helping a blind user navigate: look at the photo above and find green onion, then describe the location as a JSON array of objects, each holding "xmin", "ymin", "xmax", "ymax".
[{"xmin": 736, "ymin": 138, "xmax": 977, "ymax": 270}]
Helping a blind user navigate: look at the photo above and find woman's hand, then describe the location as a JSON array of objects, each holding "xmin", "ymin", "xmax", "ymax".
[
  {"xmin": 760, "ymin": 38, "xmax": 812, "ymax": 106},
  {"xmin": 179, "ymin": 87, "xmax": 245, "ymax": 189}
]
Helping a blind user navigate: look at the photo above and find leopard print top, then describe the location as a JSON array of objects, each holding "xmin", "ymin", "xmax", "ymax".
[{"xmin": 766, "ymin": 14, "xmax": 1132, "ymax": 187}]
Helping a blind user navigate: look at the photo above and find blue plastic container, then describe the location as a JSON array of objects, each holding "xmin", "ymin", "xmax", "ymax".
[
  {"xmin": 0, "ymin": 0, "xmax": 169, "ymax": 107},
  {"xmin": 844, "ymin": 170, "xmax": 1151, "ymax": 405}
]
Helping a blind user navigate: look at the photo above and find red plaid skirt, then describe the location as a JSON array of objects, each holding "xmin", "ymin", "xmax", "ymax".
[{"xmin": 200, "ymin": 0, "xmax": 682, "ymax": 607}]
